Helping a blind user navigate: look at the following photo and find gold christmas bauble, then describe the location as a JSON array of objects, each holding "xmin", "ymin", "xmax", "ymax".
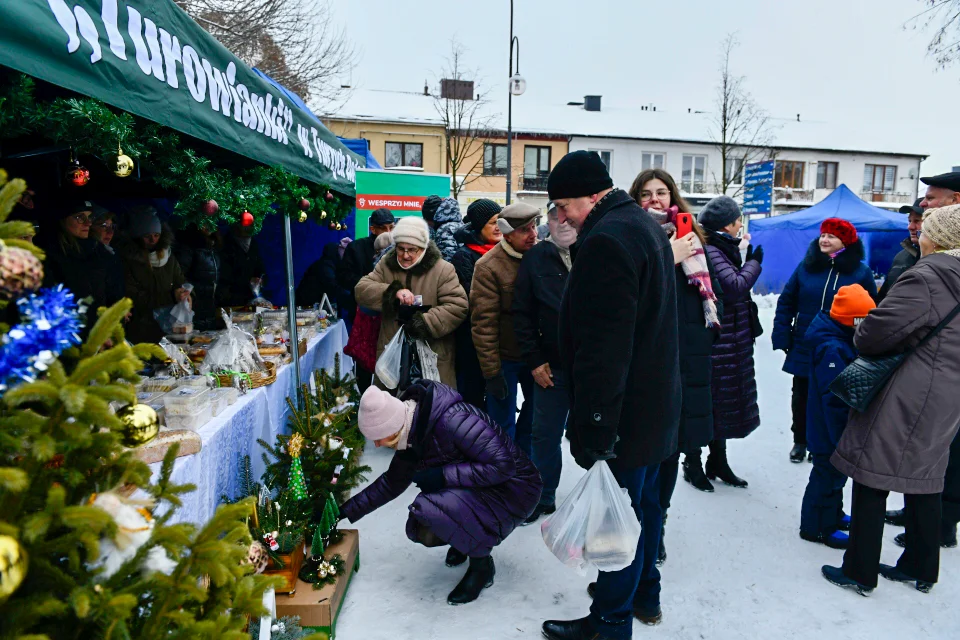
[
  {"xmin": 299, "ymin": 211, "xmax": 308, "ymax": 223},
  {"xmin": 115, "ymin": 153, "xmax": 134, "ymax": 178},
  {"xmin": 0, "ymin": 535, "xmax": 28, "ymax": 599},
  {"xmin": 320, "ymin": 211, "xmax": 327, "ymax": 219},
  {"xmin": 117, "ymin": 404, "xmax": 160, "ymax": 447}
]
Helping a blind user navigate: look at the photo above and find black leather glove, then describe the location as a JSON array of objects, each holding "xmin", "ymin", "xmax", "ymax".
[
  {"xmin": 413, "ymin": 467, "xmax": 445, "ymax": 493},
  {"xmin": 486, "ymin": 373, "xmax": 508, "ymax": 401},
  {"xmin": 404, "ymin": 311, "xmax": 432, "ymax": 340},
  {"xmin": 747, "ymin": 245, "xmax": 764, "ymax": 264}
]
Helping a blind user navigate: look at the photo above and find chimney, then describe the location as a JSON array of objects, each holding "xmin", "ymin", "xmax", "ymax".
[
  {"xmin": 424, "ymin": 80, "xmax": 429, "ymax": 96},
  {"xmin": 584, "ymin": 95, "xmax": 602, "ymax": 112},
  {"xmin": 797, "ymin": 113, "xmax": 801, "ymax": 122}
]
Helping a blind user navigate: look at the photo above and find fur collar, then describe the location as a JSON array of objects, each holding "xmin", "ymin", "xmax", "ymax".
[
  {"xmin": 117, "ymin": 224, "xmax": 175, "ymax": 265},
  {"xmin": 499, "ymin": 238, "xmax": 525, "ymax": 259},
  {"xmin": 384, "ymin": 242, "xmax": 442, "ymax": 275},
  {"xmin": 901, "ymin": 238, "xmax": 919, "ymax": 257},
  {"xmin": 803, "ymin": 238, "xmax": 865, "ymax": 274}
]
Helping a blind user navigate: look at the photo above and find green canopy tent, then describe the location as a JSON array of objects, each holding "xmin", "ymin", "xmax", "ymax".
[{"xmin": 0, "ymin": 0, "xmax": 365, "ymax": 399}]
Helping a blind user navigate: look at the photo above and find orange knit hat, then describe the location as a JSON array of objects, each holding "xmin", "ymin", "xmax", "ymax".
[{"xmin": 830, "ymin": 284, "xmax": 876, "ymax": 327}]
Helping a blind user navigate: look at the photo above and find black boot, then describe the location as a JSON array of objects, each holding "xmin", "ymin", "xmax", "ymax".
[
  {"xmin": 790, "ymin": 444, "xmax": 807, "ymax": 463},
  {"xmin": 542, "ymin": 617, "xmax": 616, "ymax": 640},
  {"xmin": 445, "ymin": 547, "xmax": 468, "ymax": 567},
  {"xmin": 682, "ymin": 451, "xmax": 715, "ymax": 493},
  {"xmin": 706, "ymin": 440, "xmax": 748, "ymax": 488},
  {"xmin": 885, "ymin": 508, "xmax": 906, "ymax": 527},
  {"xmin": 657, "ymin": 511, "xmax": 667, "ymax": 566},
  {"xmin": 447, "ymin": 556, "xmax": 495, "ymax": 605},
  {"xmin": 942, "ymin": 522, "xmax": 958, "ymax": 548}
]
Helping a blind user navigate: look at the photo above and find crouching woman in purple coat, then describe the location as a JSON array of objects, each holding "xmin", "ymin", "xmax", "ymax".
[{"xmin": 341, "ymin": 381, "xmax": 543, "ymax": 605}]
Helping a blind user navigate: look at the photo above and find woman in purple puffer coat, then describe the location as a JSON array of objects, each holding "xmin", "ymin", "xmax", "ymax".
[
  {"xmin": 341, "ymin": 381, "xmax": 542, "ymax": 606},
  {"xmin": 698, "ymin": 196, "xmax": 763, "ymax": 486}
]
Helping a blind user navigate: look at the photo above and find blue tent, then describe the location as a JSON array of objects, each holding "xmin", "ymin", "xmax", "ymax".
[{"xmin": 749, "ymin": 184, "xmax": 908, "ymax": 294}]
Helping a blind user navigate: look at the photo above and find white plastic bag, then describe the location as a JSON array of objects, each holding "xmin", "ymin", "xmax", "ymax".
[
  {"xmin": 415, "ymin": 339, "xmax": 441, "ymax": 383},
  {"xmin": 374, "ymin": 327, "xmax": 405, "ymax": 389},
  {"xmin": 540, "ymin": 460, "xmax": 642, "ymax": 574}
]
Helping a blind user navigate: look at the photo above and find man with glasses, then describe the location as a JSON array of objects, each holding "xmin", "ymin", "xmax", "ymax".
[
  {"xmin": 89, "ymin": 204, "xmax": 125, "ymax": 307},
  {"xmin": 470, "ymin": 202, "xmax": 541, "ymax": 455}
]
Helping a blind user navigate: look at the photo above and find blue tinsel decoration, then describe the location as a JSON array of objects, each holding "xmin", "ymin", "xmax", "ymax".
[{"xmin": 0, "ymin": 285, "xmax": 85, "ymax": 391}]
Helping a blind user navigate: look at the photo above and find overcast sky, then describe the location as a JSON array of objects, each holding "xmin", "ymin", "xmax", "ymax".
[{"xmin": 328, "ymin": 0, "xmax": 958, "ymax": 175}]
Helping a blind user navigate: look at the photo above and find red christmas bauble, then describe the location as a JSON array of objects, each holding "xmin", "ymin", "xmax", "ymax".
[
  {"xmin": 328, "ymin": 222, "xmax": 336, "ymax": 230},
  {"xmin": 68, "ymin": 166, "xmax": 90, "ymax": 187},
  {"xmin": 325, "ymin": 191, "xmax": 334, "ymax": 202},
  {"xmin": 299, "ymin": 198, "xmax": 311, "ymax": 211},
  {"xmin": 202, "ymin": 199, "xmax": 219, "ymax": 216},
  {"xmin": 241, "ymin": 211, "xmax": 254, "ymax": 227}
]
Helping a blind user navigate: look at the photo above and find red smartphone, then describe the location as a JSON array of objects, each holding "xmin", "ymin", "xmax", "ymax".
[{"xmin": 676, "ymin": 213, "xmax": 693, "ymax": 238}]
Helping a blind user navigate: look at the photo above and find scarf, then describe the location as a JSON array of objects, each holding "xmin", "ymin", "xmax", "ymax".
[
  {"xmin": 466, "ymin": 243, "xmax": 497, "ymax": 256},
  {"xmin": 338, "ymin": 237, "xmax": 351, "ymax": 258},
  {"xmin": 235, "ymin": 236, "xmax": 252, "ymax": 252},
  {"xmin": 938, "ymin": 248, "xmax": 960, "ymax": 259},
  {"xmin": 546, "ymin": 236, "xmax": 572, "ymax": 271},
  {"xmin": 101, "ymin": 243, "xmax": 115, "ymax": 255},
  {"xmin": 648, "ymin": 207, "xmax": 720, "ymax": 330},
  {"xmin": 396, "ymin": 399, "xmax": 418, "ymax": 451},
  {"xmin": 499, "ymin": 238, "xmax": 526, "ymax": 260},
  {"xmin": 148, "ymin": 248, "xmax": 170, "ymax": 268},
  {"xmin": 398, "ymin": 248, "xmax": 427, "ymax": 270}
]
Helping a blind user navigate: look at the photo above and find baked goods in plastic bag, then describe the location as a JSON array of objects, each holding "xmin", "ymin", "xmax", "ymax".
[{"xmin": 199, "ymin": 310, "xmax": 266, "ymax": 374}]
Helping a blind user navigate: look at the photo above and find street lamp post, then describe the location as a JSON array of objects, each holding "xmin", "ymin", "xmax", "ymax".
[{"xmin": 506, "ymin": 0, "xmax": 525, "ymax": 205}]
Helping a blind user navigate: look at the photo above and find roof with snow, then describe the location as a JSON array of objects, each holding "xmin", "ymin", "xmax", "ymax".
[{"xmin": 321, "ymin": 88, "xmax": 928, "ymax": 158}]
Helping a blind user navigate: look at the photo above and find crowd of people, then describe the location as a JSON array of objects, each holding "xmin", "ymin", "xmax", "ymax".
[
  {"xmin": 331, "ymin": 153, "xmax": 960, "ymax": 639},
  {"xmin": 10, "ymin": 194, "xmax": 269, "ymax": 341}
]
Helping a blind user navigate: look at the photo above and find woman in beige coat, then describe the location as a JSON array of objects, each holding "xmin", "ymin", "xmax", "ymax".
[
  {"xmin": 355, "ymin": 217, "xmax": 468, "ymax": 388},
  {"xmin": 823, "ymin": 204, "xmax": 960, "ymax": 596}
]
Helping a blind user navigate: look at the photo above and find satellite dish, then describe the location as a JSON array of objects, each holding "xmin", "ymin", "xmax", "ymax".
[{"xmin": 510, "ymin": 73, "xmax": 527, "ymax": 96}]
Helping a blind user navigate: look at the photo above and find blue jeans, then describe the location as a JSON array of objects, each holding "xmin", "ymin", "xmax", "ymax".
[
  {"xmin": 486, "ymin": 360, "xmax": 534, "ymax": 456},
  {"xmin": 590, "ymin": 463, "xmax": 662, "ymax": 639},
  {"xmin": 531, "ymin": 369, "xmax": 569, "ymax": 507},
  {"xmin": 800, "ymin": 453, "xmax": 847, "ymax": 536}
]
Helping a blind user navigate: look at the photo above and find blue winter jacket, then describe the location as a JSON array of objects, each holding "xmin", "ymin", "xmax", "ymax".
[
  {"xmin": 773, "ymin": 240, "xmax": 877, "ymax": 376},
  {"xmin": 803, "ymin": 312, "xmax": 857, "ymax": 455}
]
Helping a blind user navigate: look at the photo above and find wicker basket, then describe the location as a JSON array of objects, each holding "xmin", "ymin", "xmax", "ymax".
[{"xmin": 213, "ymin": 361, "xmax": 277, "ymax": 389}]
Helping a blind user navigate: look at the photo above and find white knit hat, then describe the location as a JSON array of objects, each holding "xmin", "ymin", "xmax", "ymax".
[
  {"xmin": 392, "ymin": 217, "xmax": 430, "ymax": 249},
  {"xmin": 357, "ymin": 387, "xmax": 406, "ymax": 441},
  {"xmin": 923, "ymin": 204, "xmax": 960, "ymax": 251}
]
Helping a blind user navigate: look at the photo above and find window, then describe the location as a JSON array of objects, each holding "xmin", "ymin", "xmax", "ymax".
[
  {"xmin": 523, "ymin": 146, "xmax": 552, "ymax": 191},
  {"xmin": 483, "ymin": 143, "xmax": 508, "ymax": 176},
  {"xmin": 817, "ymin": 161, "xmax": 838, "ymax": 190},
  {"xmin": 384, "ymin": 142, "xmax": 422, "ymax": 168},
  {"xmin": 681, "ymin": 154, "xmax": 707, "ymax": 192},
  {"xmin": 642, "ymin": 152, "xmax": 664, "ymax": 171},
  {"xmin": 725, "ymin": 156, "xmax": 745, "ymax": 185},
  {"xmin": 863, "ymin": 164, "xmax": 896, "ymax": 193},
  {"xmin": 775, "ymin": 161, "xmax": 805, "ymax": 189},
  {"xmin": 590, "ymin": 150, "xmax": 613, "ymax": 172}
]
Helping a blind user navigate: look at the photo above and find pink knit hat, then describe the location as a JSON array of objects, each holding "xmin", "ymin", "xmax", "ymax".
[{"xmin": 358, "ymin": 387, "xmax": 406, "ymax": 441}]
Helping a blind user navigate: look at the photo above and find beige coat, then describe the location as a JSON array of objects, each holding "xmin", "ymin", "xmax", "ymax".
[
  {"xmin": 470, "ymin": 240, "xmax": 525, "ymax": 379},
  {"xmin": 832, "ymin": 253, "xmax": 960, "ymax": 494},
  {"xmin": 355, "ymin": 243, "xmax": 468, "ymax": 387}
]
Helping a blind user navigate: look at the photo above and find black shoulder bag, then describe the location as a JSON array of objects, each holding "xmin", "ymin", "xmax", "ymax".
[{"xmin": 829, "ymin": 301, "xmax": 960, "ymax": 413}]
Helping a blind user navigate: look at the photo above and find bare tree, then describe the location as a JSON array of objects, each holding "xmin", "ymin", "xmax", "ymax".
[
  {"xmin": 707, "ymin": 34, "xmax": 777, "ymax": 198},
  {"xmin": 906, "ymin": 1, "xmax": 960, "ymax": 70},
  {"xmin": 175, "ymin": 0, "xmax": 357, "ymax": 109},
  {"xmin": 431, "ymin": 40, "xmax": 499, "ymax": 198}
]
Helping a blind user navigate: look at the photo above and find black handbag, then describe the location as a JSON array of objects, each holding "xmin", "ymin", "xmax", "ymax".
[
  {"xmin": 830, "ymin": 301, "xmax": 960, "ymax": 412},
  {"xmin": 748, "ymin": 299, "xmax": 764, "ymax": 339}
]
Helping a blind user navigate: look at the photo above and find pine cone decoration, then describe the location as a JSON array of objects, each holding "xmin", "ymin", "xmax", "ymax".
[{"xmin": 0, "ymin": 246, "xmax": 43, "ymax": 298}]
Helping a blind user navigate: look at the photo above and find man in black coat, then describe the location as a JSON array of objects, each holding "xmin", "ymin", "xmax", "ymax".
[
  {"xmin": 221, "ymin": 223, "xmax": 267, "ymax": 307},
  {"xmin": 337, "ymin": 207, "xmax": 395, "ymax": 390},
  {"xmin": 297, "ymin": 238, "xmax": 351, "ymax": 310},
  {"xmin": 543, "ymin": 151, "xmax": 681, "ymax": 640},
  {"xmin": 513, "ymin": 205, "xmax": 577, "ymax": 525},
  {"xmin": 878, "ymin": 198, "xmax": 922, "ymax": 302}
]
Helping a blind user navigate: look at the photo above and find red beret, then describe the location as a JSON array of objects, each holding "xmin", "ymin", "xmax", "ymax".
[{"xmin": 820, "ymin": 217, "xmax": 857, "ymax": 246}]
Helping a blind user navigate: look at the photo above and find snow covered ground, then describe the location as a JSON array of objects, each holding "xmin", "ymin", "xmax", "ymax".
[{"xmin": 336, "ymin": 305, "xmax": 959, "ymax": 640}]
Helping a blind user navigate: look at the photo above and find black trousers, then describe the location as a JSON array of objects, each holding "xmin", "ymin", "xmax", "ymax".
[
  {"xmin": 942, "ymin": 430, "xmax": 960, "ymax": 527},
  {"xmin": 842, "ymin": 482, "xmax": 941, "ymax": 589},
  {"xmin": 791, "ymin": 376, "xmax": 809, "ymax": 446}
]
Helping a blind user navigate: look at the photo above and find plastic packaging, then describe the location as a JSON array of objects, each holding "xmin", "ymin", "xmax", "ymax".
[
  {"xmin": 415, "ymin": 340, "xmax": 441, "ymax": 383},
  {"xmin": 374, "ymin": 327, "xmax": 405, "ymax": 389},
  {"xmin": 207, "ymin": 388, "xmax": 236, "ymax": 417},
  {"xmin": 214, "ymin": 386, "xmax": 238, "ymax": 406},
  {"xmin": 540, "ymin": 460, "xmax": 642, "ymax": 574},
  {"xmin": 141, "ymin": 375, "xmax": 179, "ymax": 393},
  {"xmin": 177, "ymin": 375, "xmax": 212, "ymax": 389},
  {"xmin": 165, "ymin": 404, "xmax": 212, "ymax": 431},
  {"xmin": 136, "ymin": 391, "xmax": 166, "ymax": 406},
  {"xmin": 162, "ymin": 387, "xmax": 211, "ymax": 415},
  {"xmin": 200, "ymin": 311, "xmax": 267, "ymax": 375}
]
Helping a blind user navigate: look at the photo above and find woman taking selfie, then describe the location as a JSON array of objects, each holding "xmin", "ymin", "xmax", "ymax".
[
  {"xmin": 628, "ymin": 168, "xmax": 723, "ymax": 565},
  {"xmin": 355, "ymin": 217, "xmax": 468, "ymax": 388}
]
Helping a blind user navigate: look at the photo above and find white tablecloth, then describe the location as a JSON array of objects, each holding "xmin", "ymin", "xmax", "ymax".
[{"xmin": 149, "ymin": 320, "xmax": 352, "ymax": 525}]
